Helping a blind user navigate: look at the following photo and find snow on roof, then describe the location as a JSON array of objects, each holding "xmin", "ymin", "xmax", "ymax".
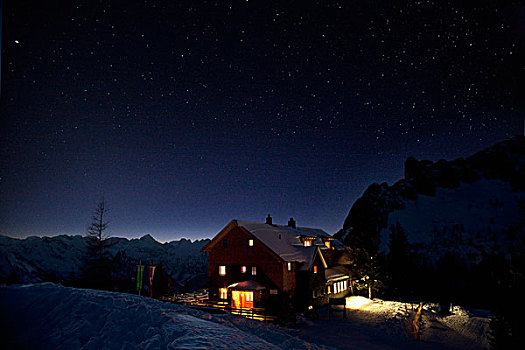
[
  {"xmin": 296, "ymin": 227, "xmax": 330, "ymax": 238},
  {"xmin": 235, "ymin": 221, "xmax": 337, "ymax": 268},
  {"xmin": 325, "ymin": 266, "xmax": 351, "ymax": 281},
  {"xmin": 296, "ymin": 226, "xmax": 345, "ymax": 249},
  {"xmin": 228, "ymin": 280, "xmax": 267, "ymax": 291}
]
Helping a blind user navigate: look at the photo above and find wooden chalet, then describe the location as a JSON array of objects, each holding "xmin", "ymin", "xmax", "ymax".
[{"xmin": 201, "ymin": 216, "xmax": 352, "ymax": 313}]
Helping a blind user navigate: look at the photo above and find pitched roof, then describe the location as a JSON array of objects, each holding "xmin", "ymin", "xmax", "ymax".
[
  {"xmin": 325, "ymin": 266, "xmax": 351, "ymax": 281},
  {"xmin": 236, "ymin": 220, "xmax": 339, "ymax": 269},
  {"xmin": 228, "ymin": 280, "xmax": 266, "ymax": 291}
]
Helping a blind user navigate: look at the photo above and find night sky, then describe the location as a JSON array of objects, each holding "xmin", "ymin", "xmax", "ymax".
[{"xmin": 1, "ymin": 1, "xmax": 524, "ymax": 242}]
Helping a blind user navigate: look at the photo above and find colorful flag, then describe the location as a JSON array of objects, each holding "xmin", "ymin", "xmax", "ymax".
[
  {"xmin": 136, "ymin": 264, "xmax": 144, "ymax": 294},
  {"xmin": 149, "ymin": 266, "xmax": 156, "ymax": 297}
]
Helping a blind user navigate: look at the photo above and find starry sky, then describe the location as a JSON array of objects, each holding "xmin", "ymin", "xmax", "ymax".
[{"xmin": 1, "ymin": 1, "xmax": 524, "ymax": 242}]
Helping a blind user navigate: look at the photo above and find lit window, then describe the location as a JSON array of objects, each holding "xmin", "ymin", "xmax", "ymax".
[
  {"xmin": 344, "ymin": 280, "xmax": 347, "ymax": 291},
  {"xmin": 241, "ymin": 266, "xmax": 247, "ymax": 273},
  {"xmin": 287, "ymin": 262, "xmax": 292, "ymax": 271},
  {"xmin": 327, "ymin": 285, "xmax": 331, "ymax": 294},
  {"xmin": 249, "ymin": 239, "xmax": 254, "ymax": 246},
  {"xmin": 313, "ymin": 265, "xmax": 318, "ymax": 274},
  {"xmin": 303, "ymin": 240, "xmax": 312, "ymax": 247},
  {"xmin": 246, "ymin": 292, "xmax": 253, "ymax": 302},
  {"xmin": 325, "ymin": 241, "xmax": 331, "ymax": 249},
  {"xmin": 219, "ymin": 265, "xmax": 226, "ymax": 276},
  {"xmin": 251, "ymin": 266, "xmax": 257, "ymax": 275},
  {"xmin": 220, "ymin": 288, "xmax": 228, "ymax": 299}
]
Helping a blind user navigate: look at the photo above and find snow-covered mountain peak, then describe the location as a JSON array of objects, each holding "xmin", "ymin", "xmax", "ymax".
[
  {"xmin": 335, "ymin": 136, "xmax": 525, "ymax": 262},
  {"xmin": 0, "ymin": 234, "xmax": 210, "ymax": 290}
]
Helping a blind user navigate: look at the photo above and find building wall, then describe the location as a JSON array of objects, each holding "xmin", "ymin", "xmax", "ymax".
[
  {"xmin": 282, "ymin": 262, "xmax": 296, "ymax": 295},
  {"xmin": 295, "ymin": 253, "xmax": 327, "ymax": 309},
  {"xmin": 207, "ymin": 225, "xmax": 289, "ymax": 301}
]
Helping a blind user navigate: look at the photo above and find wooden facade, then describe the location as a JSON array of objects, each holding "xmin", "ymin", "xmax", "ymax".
[{"xmin": 202, "ymin": 218, "xmax": 352, "ymax": 312}]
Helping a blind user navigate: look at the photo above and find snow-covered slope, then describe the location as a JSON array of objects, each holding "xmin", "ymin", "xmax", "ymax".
[
  {"xmin": 0, "ymin": 234, "xmax": 209, "ymax": 289},
  {"xmin": 0, "ymin": 283, "xmax": 323, "ymax": 350},
  {"xmin": 0, "ymin": 283, "xmax": 490, "ymax": 349},
  {"xmin": 295, "ymin": 296, "xmax": 490, "ymax": 350},
  {"xmin": 378, "ymin": 178, "xmax": 524, "ymax": 257},
  {"xmin": 335, "ymin": 136, "xmax": 525, "ymax": 261}
]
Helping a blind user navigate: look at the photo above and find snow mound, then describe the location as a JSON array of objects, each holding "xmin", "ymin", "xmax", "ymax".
[{"xmin": 0, "ymin": 283, "xmax": 324, "ymax": 350}]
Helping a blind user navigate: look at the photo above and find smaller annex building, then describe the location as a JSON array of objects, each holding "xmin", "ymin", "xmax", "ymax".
[{"xmin": 201, "ymin": 216, "xmax": 353, "ymax": 313}]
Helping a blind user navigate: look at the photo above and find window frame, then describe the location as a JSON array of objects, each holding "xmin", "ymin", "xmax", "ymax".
[{"xmin": 219, "ymin": 288, "xmax": 228, "ymax": 299}]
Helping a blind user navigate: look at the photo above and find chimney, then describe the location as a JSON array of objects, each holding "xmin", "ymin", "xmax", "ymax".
[
  {"xmin": 287, "ymin": 217, "xmax": 296, "ymax": 229},
  {"xmin": 265, "ymin": 214, "xmax": 273, "ymax": 225}
]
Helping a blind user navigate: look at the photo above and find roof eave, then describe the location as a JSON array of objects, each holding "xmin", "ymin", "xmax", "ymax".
[{"xmin": 200, "ymin": 220, "xmax": 238, "ymax": 252}]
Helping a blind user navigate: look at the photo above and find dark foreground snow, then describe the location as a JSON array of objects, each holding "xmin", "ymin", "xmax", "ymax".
[
  {"xmin": 0, "ymin": 283, "xmax": 324, "ymax": 350},
  {"xmin": 0, "ymin": 284, "xmax": 490, "ymax": 349}
]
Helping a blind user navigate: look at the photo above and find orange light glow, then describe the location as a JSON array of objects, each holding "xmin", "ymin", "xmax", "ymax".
[
  {"xmin": 346, "ymin": 296, "xmax": 372, "ymax": 309},
  {"xmin": 231, "ymin": 290, "xmax": 254, "ymax": 308},
  {"xmin": 220, "ymin": 288, "xmax": 228, "ymax": 299}
]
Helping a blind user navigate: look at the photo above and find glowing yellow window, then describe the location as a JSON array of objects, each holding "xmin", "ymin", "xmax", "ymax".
[
  {"xmin": 303, "ymin": 240, "xmax": 312, "ymax": 247},
  {"xmin": 219, "ymin": 288, "xmax": 228, "ymax": 299},
  {"xmin": 325, "ymin": 241, "xmax": 331, "ymax": 249},
  {"xmin": 327, "ymin": 285, "xmax": 331, "ymax": 294},
  {"xmin": 231, "ymin": 291, "xmax": 253, "ymax": 308},
  {"xmin": 287, "ymin": 262, "xmax": 292, "ymax": 271},
  {"xmin": 249, "ymin": 239, "xmax": 254, "ymax": 246},
  {"xmin": 219, "ymin": 265, "xmax": 226, "ymax": 276},
  {"xmin": 313, "ymin": 265, "xmax": 318, "ymax": 274}
]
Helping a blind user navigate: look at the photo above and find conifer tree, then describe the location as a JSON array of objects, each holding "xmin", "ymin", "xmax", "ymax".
[
  {"xmin": 83, "ymin": 198, "xmax": 115, "ymax": 290},
  {"xmin": 353, "ymin": 249, "xmax": 385, "ymax": 299},
  {"xmin": 387, "ymin": 222, "xmax": 412, "ymax": 298}
]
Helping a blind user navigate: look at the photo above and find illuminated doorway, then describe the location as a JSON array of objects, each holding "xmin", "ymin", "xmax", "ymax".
[{"xmin": 231, "ymin": 290, "xmax": 254, "ymax": 308}]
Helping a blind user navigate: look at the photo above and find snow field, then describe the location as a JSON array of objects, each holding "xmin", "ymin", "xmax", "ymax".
[
  {"xmin": 293, "ymin": 297, "xmax": 490, "ymax": 349},
  {"xmin": 0, "ymin": 283, "xmax": 322, "ymax": 350},
  {"xmin": 0, "ymin": 283, "xmax": 490, "ymax": 349}
]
